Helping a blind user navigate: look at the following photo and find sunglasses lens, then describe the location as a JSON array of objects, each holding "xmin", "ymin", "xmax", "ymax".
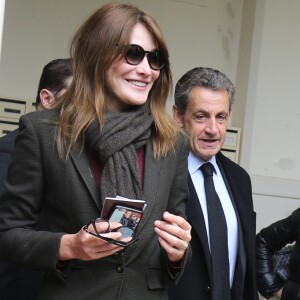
[
  {"xmin": 125, "ymin": 45, "xmax": 165, "ymax": 70},
  {"xmin": 148, "ymin": 51, "xmax": 164, "ymax": 70},
  {"xmin": 125, "ymin": 45, "xmax": 145, "ymax": 65}
]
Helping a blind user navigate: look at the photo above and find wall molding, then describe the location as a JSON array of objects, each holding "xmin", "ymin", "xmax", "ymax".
[{"xmin": 251, "ymin": 174, "xmax": 300, "ymax": 200}]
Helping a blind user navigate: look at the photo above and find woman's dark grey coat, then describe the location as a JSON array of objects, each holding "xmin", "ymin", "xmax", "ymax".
[{"xmin": 0, "ymin": 109, "xmax": 190, "ymax": 300}]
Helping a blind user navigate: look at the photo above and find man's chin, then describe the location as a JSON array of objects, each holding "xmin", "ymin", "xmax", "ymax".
[{"xmin": 198, "ymin": 149, "xmax": 220, "ymax": 161}]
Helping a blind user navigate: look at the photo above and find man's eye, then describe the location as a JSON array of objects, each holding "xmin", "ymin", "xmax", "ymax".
[
  {"xmin": 217, "ymin": 115, "xmax": 228, "ymax": 122},
  {"xmin": 194, "ymin": 115, "xmax": 206, "ymax": 121}
]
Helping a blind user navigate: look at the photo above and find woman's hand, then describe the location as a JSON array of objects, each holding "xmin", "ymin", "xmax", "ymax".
[
  {"xmin": 154, "ymin": 212, "xmax": 191, "ymax": 263},
  {"xmin": 58, "ymin": 221, "xmax": 125, "ymax": 261}
]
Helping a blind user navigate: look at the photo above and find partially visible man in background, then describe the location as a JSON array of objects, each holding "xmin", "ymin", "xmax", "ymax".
[{"xmin": 0, "ymin": 58, "xmax": 73, "ymax": 300}]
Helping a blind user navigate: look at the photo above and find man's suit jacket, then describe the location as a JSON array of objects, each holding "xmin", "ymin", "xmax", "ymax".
[
  {"xmin": 0, "ymin": 129, "xmax": 43, "ymax": 300},
  {"xmin": 169, "ymin": 152, "xmax": 258, "ymax": 300},
  {"xmin": 0, "ymin": 129, "xmax": 18, "ymax": 194},
  {"xmin": 0, "ymin": 109, "xmax": 190, "ymax": 300}
]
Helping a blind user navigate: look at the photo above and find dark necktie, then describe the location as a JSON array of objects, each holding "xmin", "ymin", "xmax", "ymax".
[{"xmin": 200, "ymin": 162, "xmax": 231, "ymax": 300}]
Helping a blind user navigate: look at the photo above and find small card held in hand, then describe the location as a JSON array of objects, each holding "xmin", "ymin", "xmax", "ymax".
[{"xmin": 101, "ymin": 196, "xmax": 147, "ymax": 238}]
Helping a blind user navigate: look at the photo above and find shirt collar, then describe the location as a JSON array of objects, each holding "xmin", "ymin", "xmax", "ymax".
[{"xmin": 188, "ymin": 151, "xmax": 218, "ymax": 175}]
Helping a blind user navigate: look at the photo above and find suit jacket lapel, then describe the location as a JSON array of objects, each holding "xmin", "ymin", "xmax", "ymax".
[
  {"xmin": 187, "ymin": 175, "xmax": 212, "ymax": 276},
  {"xmin": 70, "ymin": 147, "xmax": 100, "ymax": 210},
  {"xmin": 216, "ymin": 153, "xmax": 247, "ymax": 299},
  {"xmin": 216, "ymin": 152, "xmax": 252, "ymax": 237}
]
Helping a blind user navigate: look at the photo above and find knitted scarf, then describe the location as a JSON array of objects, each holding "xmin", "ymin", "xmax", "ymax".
[{"xmin": 85, "ymin": 104, "xmax": 153, "ymax": 202}]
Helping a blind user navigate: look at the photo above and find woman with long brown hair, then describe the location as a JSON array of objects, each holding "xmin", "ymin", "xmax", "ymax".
[{"xmin": 0, "ymin": 3, "xmax": 191, "ymax": 299}]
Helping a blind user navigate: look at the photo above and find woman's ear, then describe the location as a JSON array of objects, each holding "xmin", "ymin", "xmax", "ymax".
[{"xmin": 38, "ymin": 89, "xmax": 55, "ymax": 110}]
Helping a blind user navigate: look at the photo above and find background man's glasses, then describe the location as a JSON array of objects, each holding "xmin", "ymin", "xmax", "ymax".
[
  {"xmin": 124, "ymin": 44, "xmax": 165, "ymax": 70},
  {"xmin": 83, "ymin": 218, "xmax": 139, "ymax": 248}
]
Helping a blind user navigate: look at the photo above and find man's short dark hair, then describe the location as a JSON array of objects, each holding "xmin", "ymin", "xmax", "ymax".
[
  {"xmin": 174, "ymin": 67, "xmax": 235, "ymax": 115},
  {"xmin": 35, "ymin": 58, "xmax": 73, "ymax": 106}
]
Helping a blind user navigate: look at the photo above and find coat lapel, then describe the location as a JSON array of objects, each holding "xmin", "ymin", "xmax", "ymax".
[
  {"xmin": 216, "ymin": 152, "xmax": 247, "ymax": 298},
  {"xmin": 187, "ymin": 175, "xmax": 212, "ymax": 277},
  {"xmin": 123, "ymin": 141, "xmax": 160, "ymax": 263},
  {"xmin": 70, "ymin": 147, "xmax": 100, "ymax": 210},
  {"xmin": 216, "ymin": 152, "xmax": 252, "ymax": 237},
  {"xmin": 135, "ymin": 141, "xmax": 160, "ymax": 235}
]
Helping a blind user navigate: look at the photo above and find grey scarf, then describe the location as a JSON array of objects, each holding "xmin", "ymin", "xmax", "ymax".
[{"xmin": 86, "ymin": 104, "xmax": 153, "ymax": 202}]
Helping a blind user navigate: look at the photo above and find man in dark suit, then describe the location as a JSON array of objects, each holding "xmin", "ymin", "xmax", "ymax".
[
  {"xmin": 0, "ymin": 58, "xmax": 73, "ymax": 300},
  {"xmin": 169, "ymin": 67, "xmax": 258, "ymax": 300},
  {"xmin": 0, "ymin": 131, "xmax": 18, "ymax": 192},
  {"xmin": 0, "ymin": 58, "xmax": 72, "ymax": 194}
]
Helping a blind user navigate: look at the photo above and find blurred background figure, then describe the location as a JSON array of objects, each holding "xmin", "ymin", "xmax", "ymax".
[
  {"xmin": 0, "ymin": 58, "xmax": 73, "ymax": 300},
  {"xmin": 0, "ymin": 58, "xmax": 73, "ymax": 194},
  {"xmin": 256, "ymin": 208, "xmax": 300, "ymax": 300}
]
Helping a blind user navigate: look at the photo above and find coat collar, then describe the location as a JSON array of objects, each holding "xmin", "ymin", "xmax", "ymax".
[{"xmin": 70, "ymin": 146, "xmax": 100, "ymax": 210}]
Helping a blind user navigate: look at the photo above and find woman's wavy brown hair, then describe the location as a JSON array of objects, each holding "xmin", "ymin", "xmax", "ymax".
[{"xmin": 53, "ymin": 3, "xmax": 180, "ymax": 159}]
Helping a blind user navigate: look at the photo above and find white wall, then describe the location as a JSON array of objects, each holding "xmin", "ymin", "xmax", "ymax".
[
  {"xmin": 1, "ymin": 0, "xmax": 299, "ymax": 233},
  {"xmin": 241, "ymin": 0, "xmax": 300, "ymax": 232},
  {"xmin": 0, "ymin": 0, "xmax": 244, "ymax": 113},
  {"xmin": 0, "ymin": 0, "xmax": 5, "ymax": 64}
]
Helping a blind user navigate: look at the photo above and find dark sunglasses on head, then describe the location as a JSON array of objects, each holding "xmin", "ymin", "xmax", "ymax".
[{"xmin": 124, "ymin": 44, "xmax": 165, "ymax": 70}]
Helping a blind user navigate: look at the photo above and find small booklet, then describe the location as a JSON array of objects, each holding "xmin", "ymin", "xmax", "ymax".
[{"xmin": 101, "ymin": 196, "xmax": 147, "ymax": 238}]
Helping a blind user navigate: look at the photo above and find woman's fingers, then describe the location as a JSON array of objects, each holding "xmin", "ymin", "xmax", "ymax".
[{"xmin": 154, "ymin": 212, "xmax": 191, "ymax": 262}]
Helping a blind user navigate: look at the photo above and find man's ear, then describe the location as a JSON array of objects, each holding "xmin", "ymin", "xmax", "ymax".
[
  {"xmin": 173, "ymin": 105, "xmax": 184, "ymax": 128},
  {"xmin": 39, "ymin": 89, "xmax": 55, "ymax": 110}
]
